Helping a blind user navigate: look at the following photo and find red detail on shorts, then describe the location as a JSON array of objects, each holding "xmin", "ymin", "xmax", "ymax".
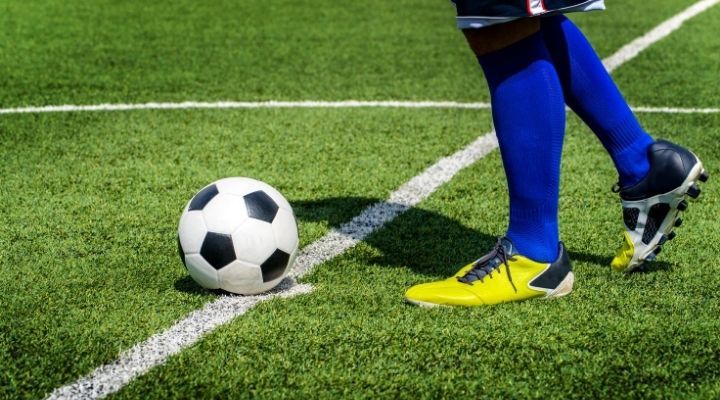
[{"xmin": 526, "ymin": 0, "xmax": 548, "ymax": 15}]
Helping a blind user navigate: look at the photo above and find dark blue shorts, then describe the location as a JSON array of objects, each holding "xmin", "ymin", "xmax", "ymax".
[{"xmin": 451, "ymin": 0, "xmax": 605, "ymax": 28}]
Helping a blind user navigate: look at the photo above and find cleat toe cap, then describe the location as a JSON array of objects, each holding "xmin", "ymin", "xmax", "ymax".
[
  {"xmin": 404, "ymin": 282, "xmax": 481, "ymax": 307},
  {"xmin": 611, "ymin": 232, "xmax": 636, "ymax": 272}
]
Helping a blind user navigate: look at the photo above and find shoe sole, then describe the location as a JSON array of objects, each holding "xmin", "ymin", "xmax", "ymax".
[
  {"xmin": 404, "ymin": 298, "xmax": 443, "ymax": 308},
  {"xmin": 404, "ymin": 271, "xmax": 575, "ymax": 307},
  {"xmin": 623, "ymin": 159, "xmax": 707, "ymax": 272}
]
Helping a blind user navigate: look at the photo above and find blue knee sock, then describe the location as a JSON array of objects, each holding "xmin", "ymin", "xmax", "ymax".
[
  {"xmin": 541, "ymin": 15, "xmax": 653, "ymax": 188},
  {"xmin": 478, "ymin": 33, "xmax": 565, "ymax": 263}
]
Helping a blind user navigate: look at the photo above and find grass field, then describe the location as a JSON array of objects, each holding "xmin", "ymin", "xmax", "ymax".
[{"xmin": 1, "ymin": 0, "xmax": 719, "ymax": 399}]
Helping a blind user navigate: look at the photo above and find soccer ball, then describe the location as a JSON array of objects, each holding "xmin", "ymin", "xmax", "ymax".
[{"xmin": 177, "ymin": 177, "xmax": 298, "ymax": 295}]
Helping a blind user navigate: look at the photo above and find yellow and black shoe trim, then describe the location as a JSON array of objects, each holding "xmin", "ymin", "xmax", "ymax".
[
  {"xmin": 611, "ymin": 140, "xmax": 708, "ymax": 272},
  {"xmin": 404, "ymin": 238, "xmax": 574, "ymax": 307}
]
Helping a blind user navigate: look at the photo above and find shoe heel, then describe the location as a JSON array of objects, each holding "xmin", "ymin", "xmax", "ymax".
[{"xmin": 546, "ymin": 271, "xmax": 574, "ymax": 298}]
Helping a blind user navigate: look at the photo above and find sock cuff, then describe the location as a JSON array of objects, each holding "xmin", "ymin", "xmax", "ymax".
[{"xmin": 603, "ymin": 115, "xmax": 653, "ymax": 151}]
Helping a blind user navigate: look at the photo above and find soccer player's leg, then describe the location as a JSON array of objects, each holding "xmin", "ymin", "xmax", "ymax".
[
  {"xmin": 405, "ymin": 19, "xmax": 574, "ymax": 307},
  {"xmin": 540, "ymin": 15, "xmax": 709, "ymax": 272}
]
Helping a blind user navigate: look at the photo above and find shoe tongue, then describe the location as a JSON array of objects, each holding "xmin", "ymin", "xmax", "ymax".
[
  {"xmin": 481, "ymin": 237, "xmax": 515, "ymax": 270},
  {"xmin": 499, "ymin": 237, "xmax": 516, "ymax": 256}
]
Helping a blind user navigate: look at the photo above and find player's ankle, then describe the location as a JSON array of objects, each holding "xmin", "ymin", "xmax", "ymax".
[
  {"xmin": 505, "ymin": 233, "xmax": 559, "ymax": 263},
  {"xmin": 614, "ymin": 137, "xmax": 654, "ymax": 188}
]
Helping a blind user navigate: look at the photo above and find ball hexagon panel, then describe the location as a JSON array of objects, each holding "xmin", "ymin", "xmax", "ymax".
[
  {"xmin": 217, "ymin": 260, "xmax": 264, "ymax": 295},
  {"xmin": 188, "ymin": 184, "xmax": 219, "ymax": 211},
  {"xmin": 260, "ymin": 249, "xmax": 290, "ymax": 283},
  {"xmin": 202, "ymin": 193, "xmax": 248, "ymax": 234},
  {"xmin": 184, "ymin": 254, "xmax": 220, "ymax": 289},
  {"xmin": 200, "ymin": 232, "xmax": 236, "ymax": 270},
  {"xmin": 231, "ymin": 218, "xmax": 277, "ymax": 266},
  {"xmin": 178, "ymin": 210, "xmax": 207, "ymax": 254},
  {"xmin": 244, "ymin": 190, "xmax": 279, "ymax": 223},
  {"xmin": 272, "ymin": 208, "xmax": 299, "ymax": 254},
  {"xmin": 215, "ymin": 177, "xmax": 261, "ymax": 197}
]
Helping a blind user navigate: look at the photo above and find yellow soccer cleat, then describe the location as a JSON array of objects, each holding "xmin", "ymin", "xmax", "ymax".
[
  {"xmin": 404, "ymin": 238, "xmax": 574, "ymax": 307},
  {"xmin": 611, "ymin": 140, "xmax": 708, "ymax": 273}
]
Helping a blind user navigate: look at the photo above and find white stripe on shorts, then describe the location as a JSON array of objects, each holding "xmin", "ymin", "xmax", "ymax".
[{"xmin": 457, "ymin": 0, "xmax": 605, "ymax": 29}]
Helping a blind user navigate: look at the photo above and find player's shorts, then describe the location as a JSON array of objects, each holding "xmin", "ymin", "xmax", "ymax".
[{"xmin": 451, "ymin": 0, "xmax": 605, "ymax": 28}]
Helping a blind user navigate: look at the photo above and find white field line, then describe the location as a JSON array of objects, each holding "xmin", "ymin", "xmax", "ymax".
[
  {"xmin": 45, "ymin": 131, "xmax": 499, "ymax": 400},
  {"xmin": 632, "ymin": 106, "xmax": 720, "ymax": 114},
  {"xmin": 0, "ymin": 100, "xmax": 719, "ymax": 114},
  {"xmin": 603, "ymin": 0, "xmax": 720, "ymax": 72},
  {"xmin": 289, "ymin": 132, "xmax": 499, "ymax": 278},
  {"xmin": 7, "ymin": 0, "xmax": 720, "ymax": 117},
  {"xmin": 45, "ymin": 1, "xmax": 719, "ymax": 399}
]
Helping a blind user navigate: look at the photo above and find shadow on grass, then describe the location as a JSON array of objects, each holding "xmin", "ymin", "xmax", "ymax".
[
  {"xmin": 174, "ymin": 275, "xmax": 297, "ymax": 296},
  {"xmin": 174, "ymin": 275, "xmax": 210, "ymax": 295},
  {"xmin": 175, "ymin": 195, "xmax": 670, "ymax": 294},
  {"xmin": 630, "ymin": 261, "xmax": 674, "ymax": 273},
  {"xmin": 568, "ymin": 251, "xmax": 612, "ymax": 267},
  {"xmin": 293, "ymin": 197, "xmax": 617, "ymax": 278},
  {"xmin": 568, "ymin": 250, "xmax": 674, "ymax": 273}
]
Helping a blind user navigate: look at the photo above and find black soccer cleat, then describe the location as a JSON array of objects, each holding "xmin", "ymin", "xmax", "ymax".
[{"xmin": 611, "ymin": 140, "xmax": 708, "ymax": 272}]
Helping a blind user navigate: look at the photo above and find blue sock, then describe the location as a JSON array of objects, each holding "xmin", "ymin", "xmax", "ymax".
[
  {"xmin": 541, "ymin": 15, "xmax": 654, "ymax": 188},
  {"xmin": 478, "ymin": 33, "xmax": 565, "ymax": 263}
]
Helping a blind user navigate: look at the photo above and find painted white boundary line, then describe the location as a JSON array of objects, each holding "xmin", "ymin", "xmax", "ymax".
[
  {"xmin": 46, "ymin": 282, "xmax": 314, "ymax": 400},
  {"xmin": 632, "ymin": 106, "xmax": 720, "ymax": 114},
  {"xmin": 45, "ymin": 1, "xmax": 719, "ymax": 398},
  {"xmin": 7, "ymin": 1, "xmax": 720, "ymax": 118},
  {"xmin": 603, "ymin": 0, "xmax": 720, "ymax": 72},
  {"xmin": 289, "ymin": 133, "xmax": 499, "ymax": 278},
  {"xmin": 1, "ymin": 100, "xmax": 718, "ymax": 115},
  {"xmin": 46, "ymin": 131, "xmax": 499, "ymax": 400}
]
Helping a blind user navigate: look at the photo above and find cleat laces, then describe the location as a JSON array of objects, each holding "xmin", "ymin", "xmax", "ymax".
[{"xmin": 457, "ymin": 238, "xmax": 517, "ymax": 293}]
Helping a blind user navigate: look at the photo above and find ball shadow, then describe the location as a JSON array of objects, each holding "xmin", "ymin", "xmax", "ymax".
[
  {"xmin": 175, "ymin": 195, "xmax": 671, "ymax": 294},
  {"xmin": 174, "ymin": 275, "xmax": 210, "ymax": 295}
]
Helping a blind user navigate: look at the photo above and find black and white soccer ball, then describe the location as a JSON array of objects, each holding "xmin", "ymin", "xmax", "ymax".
[{"xmin": 177, "ymin": 177, "xmax": 298, "ymax": 295}]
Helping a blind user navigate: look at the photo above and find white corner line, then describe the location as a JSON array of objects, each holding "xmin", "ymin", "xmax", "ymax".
[
  {"xmin": 602, "ymin": 0, "xmax": 720, "ymax": 72},
  {"xmin": 45, "ymin": 131, "xmax": 500, "ymax": 400},
  {"xmin": 44, "ymin": 1, "xmax": 719, "ymax": 398}
]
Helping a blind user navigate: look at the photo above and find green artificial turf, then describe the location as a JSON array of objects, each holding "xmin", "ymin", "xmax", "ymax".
[
  {"xmin": 0, "ymin": 0, "xmax": 700, "ymax": 107},
  {"xmin": 1, "ymin": 0, "xmax": 719, "ymax": 399},
  {"xmin": 0, "ymin": 109, "xmax": 490, "ymax": 399},
  {"xmin": 613, "ymin": 4, "xmax": 720, "ymax": 108},
  {"xmin": 112, "ymin": 114, "xmax": 720, "ymax": 400}
]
